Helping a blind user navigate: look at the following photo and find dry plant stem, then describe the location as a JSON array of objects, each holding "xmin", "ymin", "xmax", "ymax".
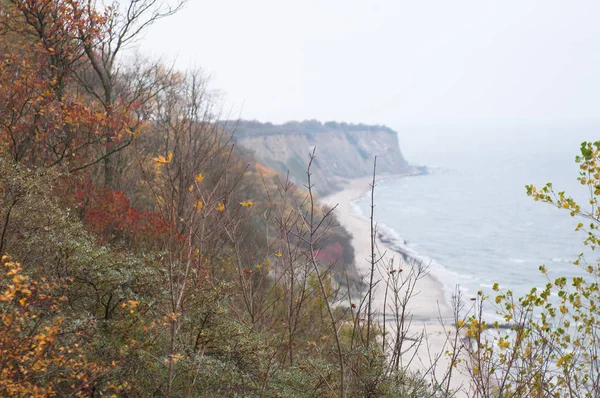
[
  {"xmin": 166, "ymin": 189, "xmax": 198, "ymax": 396},
  {"xmin": 302, "ymin": 149, "xmax": 345, "ymax": 397},
  {"xmin": 343, "ymin": 269, "xmax": 360, "ymax": 351},
  {"xmin": 80, "ymin": 0, "xmax": 185, "ymax": 187},
  {"xmin": 133, "ymin": 70, "xmax": 249, "ymax": 396},
  {"xmin": 287, "ymin": 227, "xmax": 295, "ymax": 364},
  {"xmin": 382, "ymin": 259, "xmax": 426, "ymax": 372},
  {"xmin": 265, "ymin": 171, "xmax": 309, "ymax": 364},
  {"xmin": 440, "ymin": 287, "xmax": 465, "ymax": 396},
  {"xmin": 351, "ymin": 282, "xmax": 371, "ymax": 349},
  {"xmin": 382, "ymin": 256, "xmax": 393, "ymax": 353},
  {"xmin": 0, "ymin": 198, "xmax": 16, "ymax": 256},
  {"xmin": 367, "ymin": 156, "xmax": 377, "ymax": 345},
  {"xmin": 281, "ymin": 180, "xmax": 305, "ymax": 364}
]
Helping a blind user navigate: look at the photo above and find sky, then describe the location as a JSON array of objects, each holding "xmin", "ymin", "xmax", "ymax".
[{"xmin": 138, "ymin": 1, "xmax": 600, "ymax": 158}]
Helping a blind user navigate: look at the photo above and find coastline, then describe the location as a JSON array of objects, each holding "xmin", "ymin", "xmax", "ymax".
[
  {"xmin": 322, "ymin": 174, "xmax": 471, "ymax": 395},
  {"xmin": 321, "ymin": 175, "xmax": 452, "ymax": 320}
]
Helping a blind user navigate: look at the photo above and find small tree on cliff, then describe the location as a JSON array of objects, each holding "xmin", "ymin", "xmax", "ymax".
[{"xmin": 453, "ymin": 141, "xmax": 600, "ymax": 397}]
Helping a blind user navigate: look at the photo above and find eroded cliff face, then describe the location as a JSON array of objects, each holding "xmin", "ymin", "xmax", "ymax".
[{"xmin": 232, "ymin": 120, "xmax": 413, "ymax": 195}]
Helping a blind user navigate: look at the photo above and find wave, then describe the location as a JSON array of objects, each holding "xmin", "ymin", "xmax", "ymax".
[
  {"xmin": 349, "ymin": 185, "xmax": 499, "ymax": 320},
  {"xmin": 409, "ymin": 164, "xmax": 450, "ymax": 175},
  {"xmin": 508, "ymin": 258, "xmax": 528, "ymax": 264},
  {"xmin": 348, "ymin": 200, "xmax": 365, "ymax": 218},
  {"xmin": 372, "ymin": 223, "xmax": 493, "ymax": 318}
]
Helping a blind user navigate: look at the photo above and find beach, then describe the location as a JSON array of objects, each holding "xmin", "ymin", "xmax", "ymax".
[{"xmin": 322, "ymin": 176, "xmax": 471, "ymax": 396}]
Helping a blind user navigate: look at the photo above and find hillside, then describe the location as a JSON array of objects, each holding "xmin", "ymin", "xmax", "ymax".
[{"xmin": 230, "ymin": 120, "xmax": 416, "ymax": 195}]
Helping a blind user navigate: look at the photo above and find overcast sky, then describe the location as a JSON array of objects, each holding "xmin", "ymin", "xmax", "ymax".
[{"xmin": 139, "ymin": 1, "xmax": 600, "ymax": 153}]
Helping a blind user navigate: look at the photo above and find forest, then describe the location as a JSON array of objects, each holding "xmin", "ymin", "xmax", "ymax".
[{"xmin": 0, "ymin": 1, "xmax": 401, "ymax": 396}]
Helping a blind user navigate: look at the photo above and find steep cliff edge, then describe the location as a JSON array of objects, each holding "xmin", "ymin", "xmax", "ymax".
[{"xmin": 230, "ymin": 120, "xmax": 414, "ymax": 195}]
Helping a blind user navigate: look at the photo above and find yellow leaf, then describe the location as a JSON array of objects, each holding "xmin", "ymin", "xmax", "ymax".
[
  {"xmin": 240, "ymin": 200, "xmax": 253, "ymax": 208},
  {"xmin": 274, "ymin": 252, "xmax": 283, "ymax": 258},
  {"xmin": 196, "ymin": 200, "xmax": 203, "ymax": 210},
  {"xmin": 498, "ymin": 338, "xmax": 510, "ymax": 349},
  {"xmin": 216, "ymin": 202, "xmax": 225, "ymax": 212},
  {"xmin": 560, "ymin": 305, "xmax": 568, "ymax": 314},
  {"xmin": 188, "ymin": 185, "xmax": 194, "ymax": 192},
  {"xmin": 154, "ymin": 152, "xmax": 173, "ymax": 165},
  {"xmin": 170, "ymin": 353, "xmax": 183, "ymax": 364},
  {"xmin": 195, "ymin": 173, "xmax": 204, "ymax": 182}
]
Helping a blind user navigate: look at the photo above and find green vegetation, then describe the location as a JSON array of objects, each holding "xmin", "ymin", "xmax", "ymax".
[
  {"xmin": 0, "ymin": 1, "xmax": 426, "ymax": 396},
  {"xmin": 446, "ymin": 141, "xmax": 600, "ymax": 397}
]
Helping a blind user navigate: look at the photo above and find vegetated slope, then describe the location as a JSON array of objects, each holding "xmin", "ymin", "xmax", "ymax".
[
  {"xmin": 0, "ymin": 1, "xmax": 460, "ymax": 395},
  {"xmin": 229, "ymin": 120, "xmax": 415, "ymax": 195}
]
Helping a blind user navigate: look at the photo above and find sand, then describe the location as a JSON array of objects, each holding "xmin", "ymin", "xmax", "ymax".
[{"xmin": 322, "ymin": 176, "xmax": 472, "ymax": 396}]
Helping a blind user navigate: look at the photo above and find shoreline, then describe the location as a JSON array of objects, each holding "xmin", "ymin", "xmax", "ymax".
[
  {"xmin": 321, "ymin": 174, "xmax": 452, "ymax": 320},
  {"xmin": 322, "ymin": 174, "xmax": 471, "ymax": 395}
]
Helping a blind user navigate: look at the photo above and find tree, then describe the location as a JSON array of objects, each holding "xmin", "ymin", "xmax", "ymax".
[
  {"xmin": 450, "ymin": 141, "xmax": 600, "ymax": 397},
  {"xmin": 0, "ymin": 0, "xmax": 184, "ymax": 186}
]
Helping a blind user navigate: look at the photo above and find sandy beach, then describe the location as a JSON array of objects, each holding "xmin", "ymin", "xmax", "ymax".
[{"xmin": 322, "ymin": 176, "xmax": 472, "ymax": 396}]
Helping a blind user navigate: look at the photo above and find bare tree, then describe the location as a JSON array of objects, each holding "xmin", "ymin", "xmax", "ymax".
[{"xmin": 75, "ymin": 0, "xmax": 186, "ymax": 185}]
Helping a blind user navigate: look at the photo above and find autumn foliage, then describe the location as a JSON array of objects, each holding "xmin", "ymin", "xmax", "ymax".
[
  {"xmin": 0, "ymin": 256, "xmax": 116, "ymax": 396},
  {"xmin": 0, "ymin": 1, "xmax": 365, "ymax": 395},
  {"xmin": 1, "ymin": 1, "xmax": 125, "ymax": 168},
  {"xmin": 11, "ymin": 0, "xmax": 597, "ymax": 397},
  {"xmin": 74, "ymin": 179, "xmax": 172, "ymax": 246}
]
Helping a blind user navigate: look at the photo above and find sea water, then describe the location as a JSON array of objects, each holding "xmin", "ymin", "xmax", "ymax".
[{"xmin": 353, "ymin": 124, "xmax": 598, "ymax": 320}]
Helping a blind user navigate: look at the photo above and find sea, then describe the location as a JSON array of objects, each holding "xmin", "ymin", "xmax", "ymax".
[{"xmin": 352, "ymin": 123, "xmax": 599, "ymax": 320}]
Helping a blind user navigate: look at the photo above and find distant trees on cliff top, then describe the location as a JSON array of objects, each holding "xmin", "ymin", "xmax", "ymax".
[{"xmin": 225, "ymin": 119, "xmax": 397, "ymax": 138}]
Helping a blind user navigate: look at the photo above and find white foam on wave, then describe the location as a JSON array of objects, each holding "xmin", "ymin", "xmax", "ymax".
[
  {"xmin": 376, "ymin": 223, "xmax": 407, "ymax": 247},
  {"xmin": 350, "ymin": 185, "xmax": 497, "ymax": 320},
  {"xmin": 374, "ymin": 222, "xmax": 484, "ymax": 318},
  {"xmin": 420, "ymin": 165, "xmax": 444, "ymax": 173},
  {"xmin": 349, "ymin": 200, "xmax": 366, "ymax": 219},
  {"xmin": 509, "ymin": 258, "xmax": 527, "ymax": 264}
]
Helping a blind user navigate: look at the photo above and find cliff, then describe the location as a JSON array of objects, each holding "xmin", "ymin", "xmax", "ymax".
[{"xmin": 230, "ymin": 120, "xmax": 414, "ymax": 195}]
